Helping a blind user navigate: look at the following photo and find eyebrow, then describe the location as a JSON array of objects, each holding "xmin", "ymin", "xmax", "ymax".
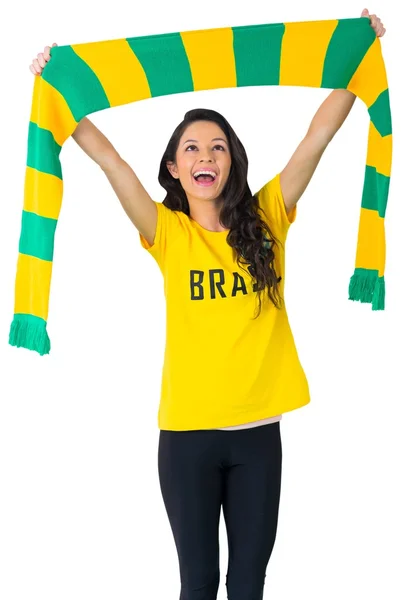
[{"xmin": 182, "ymin": 137, "xmax": 228, "ymax": 145}]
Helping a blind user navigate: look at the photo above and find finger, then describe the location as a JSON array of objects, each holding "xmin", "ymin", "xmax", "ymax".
[
  {"xmin": 29, "ymin": 64, "xmax": 39, "ymax": 76},
  {"xmin": 32, "ymin": 58, "xmax": 42, "ymax": 74},
  {"xmin": 43, "ymin": 45, "xmax": 51, "ymax": 61},
  {"xmin": 371, "ymin": 18, "xmax": 381, "ymax": 32},
  {"xmin": 37, "ymin": 52, "xmax": 46, "ymax": 68},
  {"xmin": 370, "ymin": 14, "xmax": 379, "ymax": 26},
  {"xmin": 44, "ymin": 43, "xmax": 58, "ymax": 61}
]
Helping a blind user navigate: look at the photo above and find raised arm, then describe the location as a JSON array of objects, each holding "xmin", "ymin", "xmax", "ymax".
[
  {"xmin": 280, "ymin": 8, "xmax": 386, "ymax": 214},
  {"xmin": 279, "ymin": 89, "xmax": 356, "ymax": 213},
  {"xmin": 75, "ymin": 119, "xmax": 158, "ymax": 246},
  {"xmin": 30, "ymin": 44, "xmax": 157, "ymax": 246}
]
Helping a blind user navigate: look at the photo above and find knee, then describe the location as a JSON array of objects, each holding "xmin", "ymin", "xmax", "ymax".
[
  {"xmin": 180, "ymin": 569, "xmax": 220, "ymax": 600},
  {"xmin": 226, "ymin": 571, "xmax": 266, "ymax": 600}
]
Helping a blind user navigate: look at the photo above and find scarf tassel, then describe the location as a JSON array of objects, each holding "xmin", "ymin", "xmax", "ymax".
[
  {"xmin": 9, "ymin": 315, "xmax": 50, "ymax": 356},
  {"xmin": 348, "ymin": 270, "xmax": 385, "ymax": 310}
]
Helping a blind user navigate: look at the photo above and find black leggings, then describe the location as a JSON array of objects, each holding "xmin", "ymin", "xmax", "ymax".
[{"xmin": 158, "ymin": 422, "xmax": 282, "ymax": 600}]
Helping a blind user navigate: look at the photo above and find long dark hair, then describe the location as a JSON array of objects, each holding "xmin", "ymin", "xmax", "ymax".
[{"xmin": 158, "ymin": 108, "xmax": 283, "ymax": 318}]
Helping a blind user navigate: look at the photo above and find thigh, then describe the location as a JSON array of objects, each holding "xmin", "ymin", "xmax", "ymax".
[
  {"xmin": 158, "ymin": 430, "xmax": 223, "ymax": 595},
  {"xmin": 222, "ymin": 423, "xmax": 282, "ymax": 596}
]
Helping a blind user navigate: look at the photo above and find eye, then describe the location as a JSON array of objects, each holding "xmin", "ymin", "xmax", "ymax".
[{"xmin": 184, "ymin": 144, "xmax": 226, "ymax": 151}]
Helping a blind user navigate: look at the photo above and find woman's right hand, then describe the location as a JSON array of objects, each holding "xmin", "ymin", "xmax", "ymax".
[{"xmin": 29, "ymin": 43, "xmax": 58, "ymax": 76}]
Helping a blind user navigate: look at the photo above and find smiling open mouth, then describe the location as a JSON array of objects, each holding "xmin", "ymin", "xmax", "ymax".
[{"xmin": 193, "ymin": 170, "xmax": 218, "ymax": 187}]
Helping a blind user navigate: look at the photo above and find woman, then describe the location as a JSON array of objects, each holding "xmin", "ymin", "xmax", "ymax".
[{"xmin": 29, "ymin": 9, "xmax": 385, "ymax": 600}]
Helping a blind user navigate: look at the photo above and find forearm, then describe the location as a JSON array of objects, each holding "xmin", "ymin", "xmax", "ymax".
[
  {"xmin": 307, "ymin": 89, "xmax": 357, "ymax": 142},
  {"xmin": 71, "ymin": 117, "xmax": 119, "ymax": 169}
]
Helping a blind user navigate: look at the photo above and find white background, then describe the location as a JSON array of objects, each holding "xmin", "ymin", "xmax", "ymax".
[{"xmin": 0, "ymin": 1, "xmax": 400, "ymax": 598}]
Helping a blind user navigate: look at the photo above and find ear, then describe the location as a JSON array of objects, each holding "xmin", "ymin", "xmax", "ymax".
[{"xmin": 166, "ymin": 161, "xmax": 179, "ymax": 179}]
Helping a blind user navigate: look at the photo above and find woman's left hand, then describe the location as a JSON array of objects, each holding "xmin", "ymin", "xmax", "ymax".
[{"xmin": 361, "ymin": 8, "xmax": 386, "ymax": 37}]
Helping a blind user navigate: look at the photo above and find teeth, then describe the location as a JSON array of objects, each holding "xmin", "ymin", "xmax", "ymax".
[{"xmin": 193, "ymin": 170, "xmax": 217, "ymax": 179}]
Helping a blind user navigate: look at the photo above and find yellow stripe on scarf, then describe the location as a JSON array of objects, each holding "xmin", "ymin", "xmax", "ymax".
[
  {"xmin": 181, "ymin": 27, "xmax": 237, "ymax": 91},
  {"xmin": 14, "ymin": 254, "xmax": 53, "ymax": 320},
  {"xmin": 30, "ymin": 76, "xmax": 77, "ymax": 146},
  {"xmin": 72, "ymin": 39, "xmax": 152, "ymax": 106},
  {"xmin": 366, "ymin": 121, "xmax": 392, "ymax": 177},
  {"xmin": 355, "ymin": 208, "xmax": 385, "ymax": 276},
  {"xmin": 24, "ymin": 167, "xmax": 64, "ymax": 220},
  {"xmin": 280, "ymin": 20, "xmax": 338, "ymax": 87},
  {"xmin": 347, "ymin": 37, "xmax": 388, "ymax": 106}
]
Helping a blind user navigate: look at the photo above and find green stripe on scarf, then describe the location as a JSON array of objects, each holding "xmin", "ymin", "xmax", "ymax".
[
  {"xmin": 362, "ymin": 166, "xmax": 390, "ymax": 217},
  {"xmin": 127, "ymin": 33, "xmax": 194, "ymax": 97},
  {"xmin": 368, "ymin": 89, "xmax": 392, "ymax": 136},
  {"xmin": 233, "ymin": 23, "xmax": 285, "ymax": 86},
  {"xmin": 42, "ymin": 45, "xmax": 111, "ymax": 120},
  {"xmin": 321, "ymin": 18, "xmax": 376, "ymax": 87},
  {"xmin": 27, "ymin": 122, "xmax": 62, "ymax": 178},
  {"xmin": 19, "ymin": 211, "xmax": 57, "ymax": 261}
]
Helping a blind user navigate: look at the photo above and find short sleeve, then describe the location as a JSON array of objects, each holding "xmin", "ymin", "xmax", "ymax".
[
  {"xmin": 255, "ymin": 173, "xmax": 296, "ymax": 243},
  {"xmin": 139, "ymin": 201, "xmax": 183, "ymax": 272}
]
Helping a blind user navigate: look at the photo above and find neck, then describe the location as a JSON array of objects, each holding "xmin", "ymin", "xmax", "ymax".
[{"xmin": 188, "ymin": 195, "xmax": 227, "ymax": 232}]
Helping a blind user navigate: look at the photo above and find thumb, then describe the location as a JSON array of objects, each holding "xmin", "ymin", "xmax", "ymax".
[{"xmin": 361, "ymin": 8, "xmax": 370, "ymax": 17}]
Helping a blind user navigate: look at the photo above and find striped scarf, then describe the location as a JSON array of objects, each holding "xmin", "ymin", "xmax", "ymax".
[{"xmin": 9, "ymin": 17, "xmax": 392, "ymax": 355}]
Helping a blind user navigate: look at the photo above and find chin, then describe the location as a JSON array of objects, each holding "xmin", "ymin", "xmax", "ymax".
[{"xmin": 195, "ymin": 190, "xmax": 220, "ymax": 200}]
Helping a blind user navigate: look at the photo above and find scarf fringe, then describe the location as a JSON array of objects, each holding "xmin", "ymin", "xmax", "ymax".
[
  {"xmin": 372, "ymin": 277, "xmax": 385, "ymax": 311},
  {"xmin": 348, "ymin": 270, "xmax": 385, "ymax": 310},
  {"xmin": 9, "ymin": 315, "xmax": 50, "ymax": 355}
]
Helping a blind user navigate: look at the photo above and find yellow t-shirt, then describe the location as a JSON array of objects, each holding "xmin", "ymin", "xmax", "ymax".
[{"xmin": 139, "ymin": 173, "xmax": 310, "ymax": 430}]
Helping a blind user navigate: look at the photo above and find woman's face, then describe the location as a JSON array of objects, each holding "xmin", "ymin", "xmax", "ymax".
[{"xmin": 167, "ymin": 120, "xmax": 232, "ymax": 203}]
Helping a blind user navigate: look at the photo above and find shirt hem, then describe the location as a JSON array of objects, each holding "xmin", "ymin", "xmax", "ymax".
[{"xmin": 158, "ymin": 397, "xmax": 311, "ymax": 431}]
